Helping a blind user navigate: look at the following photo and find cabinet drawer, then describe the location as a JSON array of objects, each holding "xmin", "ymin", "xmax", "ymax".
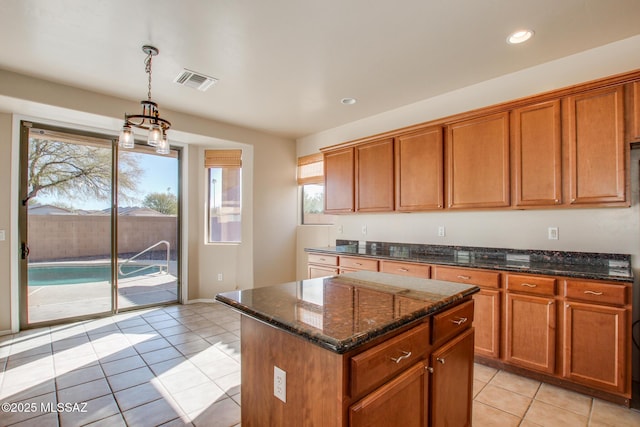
[
  {"xmin": 307, "ymin": 253, "xmax": 338, "ymax": 266},
  {"xmin": 379, "ymin": 260, "xmax": 430, "ymax": 278},
  {"xmin": 350, "ymin": 322, "xmax": 430, "ymax": 398},
  {"xmin": 340, "ymin": 256, "xmax": 379, "ymax": 271},
  {"xmin": 564, "ymin": 280, "xmax": 628, "ymax": 306},
  {"xmin": 432, "ymin": 300, "xmax": 474, "ymax": 344},
  {"xmin": 506, "ymin": 274, "xmax": 556, "ymax": 296},
  {"xmin": 433, "ymin": 266, "xmax": 501, "ymax": 288}
]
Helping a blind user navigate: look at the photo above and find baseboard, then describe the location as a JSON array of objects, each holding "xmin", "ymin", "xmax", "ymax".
[
  {"xmin": 185, "ymin": 298, "xmax": 217, "ymax": 304},
  {"xmin": 0, "ymin": 329, "xmax": 13, "ymax": 337}
]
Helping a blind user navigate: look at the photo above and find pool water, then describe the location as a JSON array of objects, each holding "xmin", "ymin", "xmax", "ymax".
[{"xmin": 28, "ymin": 264, "xmax": 160, "ymax": 286}]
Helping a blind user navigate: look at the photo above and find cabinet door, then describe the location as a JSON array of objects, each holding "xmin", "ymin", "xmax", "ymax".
[
  {"xmin": 430, "ymin": 328, "xmax": 474, "ymax": 427},
  {"xmin": 350, "ymin": 361, "xmax": 428, "ymax": 427},
  {"xmin": 512, "ymin": 100, "xmax": 562, "ymax": 206},
  {"xmin": 625, "ymin": 81, "xmax": 640, "ymax": 142},
  {"xmin": 324, "ymin": 147, "xmax": 354, "ymax": 213},
  {"xmin": 505, "ymin": 293, "xmax": 556, "ymax": 374},
  {"xmin": 446, "ymin": 112, "xmax": 510, "ymax": 208},
  {"xmin": 563, "ymin": 301, "xmax": 627, "ymax": 394},
  {"xmin": 395, "ymin": 127, "xmax": 444, "ymax": 211},
  {"xmin": 356, "ymin": 138, "xmax": 395, "ymax": 212},
  {"xmin": 565, "ymin": 85, "xmax": 626, "ymax": 205},
  {"xmin": 473, "ymin": 289, "xmax": 501, "ymax": 358}
]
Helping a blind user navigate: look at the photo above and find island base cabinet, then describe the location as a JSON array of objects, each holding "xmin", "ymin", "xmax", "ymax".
[
  {"xmin": 430, "ymin": 328, "xmax": 474, "ymax": 427},
  {"xmin": 350, "ymin": 361, "xmax": 428, "ymax": 427}
]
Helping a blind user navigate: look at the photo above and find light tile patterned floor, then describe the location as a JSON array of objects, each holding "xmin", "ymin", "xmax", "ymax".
[{"xmin": 0, "ymin": 302, "xmax": 638, "ymax": 426}]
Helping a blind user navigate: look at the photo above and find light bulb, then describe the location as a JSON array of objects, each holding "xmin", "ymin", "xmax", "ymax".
[
  {"xmin": 148, "ymin": 124, "xmax": 162, "ymax": 146},
  {"xmin": 119, "ymin": 124, "xmax": 135, "ymax": 149},
  {"xmin": 156, "ymin": 134, "xmax": 170, "ymax": 155}
]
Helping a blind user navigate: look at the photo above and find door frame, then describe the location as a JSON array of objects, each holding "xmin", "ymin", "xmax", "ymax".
[{"xmin": 17, "ymin": 120, "xmax": 182, "ymax": 329}]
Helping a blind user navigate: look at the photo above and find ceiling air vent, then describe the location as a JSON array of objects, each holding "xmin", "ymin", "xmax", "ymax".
[{"xmin": 173, "ymin": 69, "xmax": 218, "ymax": 91}]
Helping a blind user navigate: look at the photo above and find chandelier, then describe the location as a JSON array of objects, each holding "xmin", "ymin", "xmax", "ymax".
[{"xmin": 119, "ymin": 45, "xmax": 171, "ymax": 155}]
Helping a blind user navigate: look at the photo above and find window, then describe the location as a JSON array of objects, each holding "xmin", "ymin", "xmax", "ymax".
[
  {"xmin": 298, "ymin": 153, "xmax": 334, "ymax": 225},
  {"xmin": 206, "ymin": 150, "xmax": 242, "ymax": 243}
]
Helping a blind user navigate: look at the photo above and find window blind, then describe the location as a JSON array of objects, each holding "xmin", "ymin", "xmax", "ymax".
[
  {"xmin": 297, "ymin": 153, "xmax": 324, "ymax": 185},
  {"xmin": 204, "ymin": 149, "xmax": 242, "ymax": 168}
]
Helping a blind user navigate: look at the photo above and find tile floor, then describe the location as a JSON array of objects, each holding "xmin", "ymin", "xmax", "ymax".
[{"xmin": 0, "ymin": 302, "xmax": 638, "ymax": 427}]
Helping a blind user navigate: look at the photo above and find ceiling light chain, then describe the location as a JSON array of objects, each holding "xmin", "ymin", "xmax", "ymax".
[{"xmin": 119, "ymin": 45, "xmax": 171, "ymax": 155}]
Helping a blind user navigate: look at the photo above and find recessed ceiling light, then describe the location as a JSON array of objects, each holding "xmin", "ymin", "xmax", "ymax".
[
  {"xmin": 341, "ymin": 97, "xmax": 357, "ymax": 105},
  {"xmin": 507, "ymin": 29, "xmax": 534, "ymax": 45}
]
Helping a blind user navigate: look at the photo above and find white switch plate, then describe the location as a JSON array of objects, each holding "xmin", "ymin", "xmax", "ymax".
[
  {"xmin": 217, "ymin": 273, "xmax": 223, "ymax": 281},
  {"xmin": 0, "ymin": 230, "xmax": 5, "ymax": 241},
  {"xmin": 274, "ymin": 366, "xmax": 286, "ymax": 403},
  {"xmin": 548, "ymin": 227, "xmax": 559, "ymax": 240}
]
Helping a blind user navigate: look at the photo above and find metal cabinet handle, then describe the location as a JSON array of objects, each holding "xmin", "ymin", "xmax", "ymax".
[
  {"xmin": 390, "ymin": 351, "xmax": 412, "ymax": 363},
  {"xmin": 398, "ymin": 268, "xmax": 409, "ymax": 272},
  {"xmin": 457, "ymin": 275, "xmax": 471, "ymax": 280},
  {"xmin": 451, "ymin": 317, "xmax": 467, "ymax": 325},
  {"xmin": 521, "ymin": 283, "xmax": 537, "ymax": 288},
  {"xmin": 436, "ymin": 357, "xmax": 445, "ymax": 364},
  {"xmin": 584, "ymin": 290, "xmax": 603, "ymax": 296},
  {"xmin": 355, "ymin": 262, "xmax": 363, "ymax": 266}
]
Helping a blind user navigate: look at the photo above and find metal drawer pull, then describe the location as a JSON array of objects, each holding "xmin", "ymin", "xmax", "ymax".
[
  {"xmin": 390, "ymin": 351, "xmax": 412, "ymax": 363},
  {"xmin": 451, "ymin": 317, "xmax": 468, "ymax": 325},
  {"xmin": 319, "ymin": 258, "xmax": 326, "ymax": 261},
  {"xmin": 398, "ymin": 268, "xmax": 409, "ymax": 272},
  {"xmin": 436, "ymin": 357, "xmax": 445, "ymax": 364},
  {"xmin": 355, "ymin": 262, "xmax": 363, "ymax": 266},
  {"xmin": 584, "ymin": 290, "xmax": 603, "ymax": 296},
  {"xmin": 521, "ymin": 283, "xmax": 537, "ymax": 288},
  {"xmin": 457, "ymin": 275, "xmax": 471, "ymax": 280}
]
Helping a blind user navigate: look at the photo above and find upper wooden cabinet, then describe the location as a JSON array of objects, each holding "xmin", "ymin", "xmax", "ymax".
[
  {"xmin": 324, "ymin": 146, "xmax": 354, "ymax": 213},
  {"xmin": 395, "ymin": 127, "xmax": 444, "ymax": 211},
  {"xmin": 356, "ymin": 138, "xmax": 395, "ymax": 212},
  {"xmin": 446, "ymin": 112, "xmax": 510, "ymax": 209},
  {"xmin": 625, "ymin": 81, "xmax": 640, "ymax": 142},
  {"xmin": 512, "ymin": 100, "xmax": 562, "ymax": 206},
  {"xmin": 565, "ymin": 86, "xmax": 627, "ymax": 206}
]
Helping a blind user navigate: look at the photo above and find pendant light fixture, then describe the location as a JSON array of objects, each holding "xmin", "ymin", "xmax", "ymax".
[{"xmin": 119, "ymin": 45, "xmax": 171, "ymax": 154}]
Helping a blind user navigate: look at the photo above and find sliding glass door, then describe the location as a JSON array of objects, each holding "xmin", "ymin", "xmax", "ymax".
[{"xmin": 19, "ymin": 122, "xmax": 180, "ymax": 327}]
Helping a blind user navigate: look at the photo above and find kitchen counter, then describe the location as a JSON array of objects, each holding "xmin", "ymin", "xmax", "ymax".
[
  {"xmin": 215, "ymin": 270, "xmax": 479, "ymax": 353},
  {"xmin": 305, "ymin": 241, "xmax": 633, "ymax": 283}
]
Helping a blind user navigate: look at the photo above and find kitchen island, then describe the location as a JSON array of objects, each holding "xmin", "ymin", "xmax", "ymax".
[{"xmin": 215, "ymin": 271, "xmax": 479, "ymax": 427}]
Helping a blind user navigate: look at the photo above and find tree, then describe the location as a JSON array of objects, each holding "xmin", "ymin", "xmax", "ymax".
[
  {"xmin": 26, "ymin": 137, "xmax": 142, "ymax": 205},
  {"xmin": 142, "ymin": 190, "xmax": 177, "ymax": 215}
]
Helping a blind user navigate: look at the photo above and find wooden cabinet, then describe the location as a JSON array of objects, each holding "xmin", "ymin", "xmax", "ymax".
[
  {"xmin": 350, "ymin": 361, "xmax": 428, "ymax": 427},
  {"xmin": 356, "ymin": 138, "xmax": 395, "ymax": 212},
  {"xmin": 380, "ymin": 260, "xmax": 430, "ymax": 278},
  {"xmin": 432, "ymin": 266, "xmax": 501, "ymax": 358},
  {"xmin": 307, "ymin": 253, "xmax": 339, "ymax": 278},
  {"xmin": 504, "ymin": 274, "xmax": 556, "ymax": 374},
  {"xmin": 446, "ymin": 112, "xmax": 510, "ymax": 208},
  {"xmin": 512, "ymin": 100, "xmax": 562, "ymax": 206},
  {"xmin": 340, "ymin": 255, "xmax": 379, "ymax": 273},
  {"xmin": 430, "ymin": 328, "xmax": 474, "ymax": 427},
  {"xmin": 565, "ymin": 85, "xmax": 627, "ymax": 205},
  {"xmin": 324, "ymin": 147, "xmax": 354, "ymax": 213},
  {"xmin": 626, "ymin": 81, "xmax": 640, "ymax": 142},
  {"xmin": 395, "ymin": 126, "xmax": 444, "ymax": 211},
  {"xmin": 562, "ymin": 279, "xmax": 629, "ymax": 395}
]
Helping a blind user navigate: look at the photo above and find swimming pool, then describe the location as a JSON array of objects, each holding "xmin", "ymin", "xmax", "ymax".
[{"xmin": 28, "ymin": 264, "xmax": 162, "ymax": 286}]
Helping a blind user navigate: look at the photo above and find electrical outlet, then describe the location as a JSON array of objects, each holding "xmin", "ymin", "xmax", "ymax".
[
  {"xmin": 548, "ymin": 227, "xmax": 559, "ymax": 240},
  {"xmin": 438, "ymin": 226, "xmax": 446, "ymax": 237},
  {"xmin": 337, "ymin": 225, "xmax": 343, "ymax": 234},
  {"xmin": 217, "ymin": 273, "xmax": 223, "ymax": 281},
  {"xmin": 274, "ymin": 366, "xmax": 286, "ymax": 403},
  {"xmin": 0, "ymin": 230, "xmax": 5, "ymax": 241},
  {"xmin": 361, "ymin": 225, "xmax": 367, "ymax": 235}
]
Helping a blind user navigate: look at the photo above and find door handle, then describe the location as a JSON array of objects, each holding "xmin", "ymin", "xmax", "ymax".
[{"xmin": 21, "ymin": 242, "xmax": 30, "ymax": 259}]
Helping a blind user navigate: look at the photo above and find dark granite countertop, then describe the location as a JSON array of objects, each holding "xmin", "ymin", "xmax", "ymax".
[
  {"xmin": 305, "ymin": 241, "xmax": 633, "ymax": 283},
  {"xmin": 215, "ymin": 271, "xmax": 479, "ymax": 354}
]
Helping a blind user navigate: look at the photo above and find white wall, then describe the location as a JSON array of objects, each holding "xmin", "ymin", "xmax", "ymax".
[{"xmin": 296, "ymin": 35, "xmax": 640, "ymax": 379}]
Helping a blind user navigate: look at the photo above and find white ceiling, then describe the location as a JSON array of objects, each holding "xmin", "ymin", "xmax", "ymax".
[{"xmin": 1, "ymin": 0, "xmax": 640, "ymax": 139}]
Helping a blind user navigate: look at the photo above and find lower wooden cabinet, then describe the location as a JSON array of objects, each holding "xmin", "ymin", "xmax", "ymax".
[
  {"xmin": 430, "ymin": 328, "xmax": 474, "ymax": 427},
  {"xmin": 563, "ymin": 301, "xmax": 627, "ymax": 394},
  {"xmin": 504, "ymin": 292, "xmax": 556, "ymax": 374},
  {"xmin": 350, "ymin": 361, "xmax": 428, "ymax": 427}
]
